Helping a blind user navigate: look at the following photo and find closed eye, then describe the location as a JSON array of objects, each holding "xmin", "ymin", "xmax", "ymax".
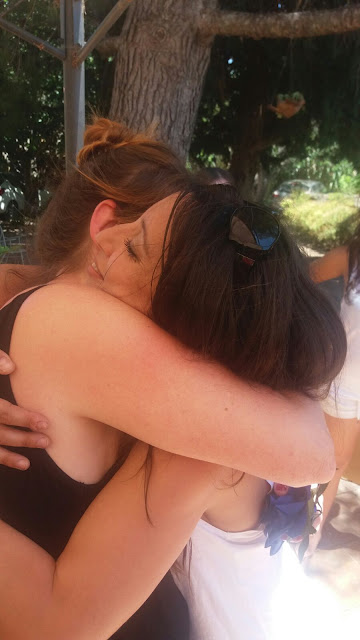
[{"xmin": 124, "ymin": 238, "xmax": 138, "ymax": 262}]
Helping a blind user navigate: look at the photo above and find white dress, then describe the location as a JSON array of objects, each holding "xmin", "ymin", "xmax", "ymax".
[
  {"xmin": 172, "ymin": 518, "xmax": 340, "ymax": 640},
  {"xmin": 322, "ymin": 279, "xmax": 360, "ymax": 418}
]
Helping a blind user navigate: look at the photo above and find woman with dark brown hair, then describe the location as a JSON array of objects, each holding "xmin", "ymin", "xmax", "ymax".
[
  {"xmin": 152, "ymin": 184, "xmax": 344, "ymax": 639},
  {"xmin": 310, "ymin": 228, "xmax": 360, "ymax": 551},
  {"xmin": 0, "ymin": 118, "xmax": 343, "ymax": 640}
]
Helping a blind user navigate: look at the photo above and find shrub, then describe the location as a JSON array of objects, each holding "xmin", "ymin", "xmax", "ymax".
[{"xmin": 281, "ymin": 193, "xmax": 359, "ymax": 252}]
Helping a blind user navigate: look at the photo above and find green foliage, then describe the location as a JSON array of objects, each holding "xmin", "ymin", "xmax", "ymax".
[
  {"xmin": 2, "ymin": 0, "xmax": 360, "ymax": 211},
  {"xmin": 0, "ymin": 0, "xmax": 63, "ymax": 200},
  {"xmin": 281, "ymin": 193, "xmax": 359, "ymax": 252},
  {"xmin": 192, "ymin": 0, "xmax": 360, "ymax": 192},
  {"xmin": 0, "ymin": 0, "xmax": 112, "ymax": 205},
  {"xmin": 267, "ymin": 141, "xmax": 360, "ymax": 198}
]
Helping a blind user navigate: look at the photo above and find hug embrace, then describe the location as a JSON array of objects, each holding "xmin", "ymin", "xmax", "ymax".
[{"xmin": 0, "ymin": 118, "xmax": 345, "ymax": 640}]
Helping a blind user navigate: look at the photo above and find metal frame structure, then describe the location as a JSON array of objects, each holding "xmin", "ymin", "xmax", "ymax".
[{"xmin": 0, "ymin": 0, "xmax": 132, "ymax": 170}]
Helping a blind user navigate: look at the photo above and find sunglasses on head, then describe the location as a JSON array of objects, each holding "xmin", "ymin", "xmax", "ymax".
[{"xmin": 227, "ymin": 201, "xmax": 280, "ymax": 266}]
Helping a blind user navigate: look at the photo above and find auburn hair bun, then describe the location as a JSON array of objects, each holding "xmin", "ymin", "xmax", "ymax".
[{"xmin": 77, "ymin": 117, "xmax": 149, "ymax": 165}]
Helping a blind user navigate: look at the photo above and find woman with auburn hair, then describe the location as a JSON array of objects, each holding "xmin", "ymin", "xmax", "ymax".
[{"xmin": 0, "ymin": 118, "xmax": 343, "ymax": 640}]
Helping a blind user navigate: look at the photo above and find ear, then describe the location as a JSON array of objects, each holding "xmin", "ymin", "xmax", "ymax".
[{"xmin": 89, "ymin": 200, "xmax": 118, "ymax": 246}]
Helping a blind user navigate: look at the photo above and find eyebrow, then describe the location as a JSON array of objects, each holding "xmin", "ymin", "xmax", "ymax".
[{"xmin": 141, "ymin": 218, "xmax": 149, "ymax": 257}]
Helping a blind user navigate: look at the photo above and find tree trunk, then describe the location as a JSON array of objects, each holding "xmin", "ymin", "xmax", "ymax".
[
  {"xmin": 231, "ymin": 145, "xmax": 262, "ymax": 201},
  {"xmin": 253, "ymin": 162, "xmax": 268, "ymax": 203},
  {"xmin": 109, "ymin": 0, "xmax": 217, "ymax": 159}
]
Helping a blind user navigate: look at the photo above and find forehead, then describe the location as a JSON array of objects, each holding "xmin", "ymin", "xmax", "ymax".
[
  {"xmin": 142, "ymin": 193, "xmax": 178, "ymax": 232},
  {"xmin": 139, "ymin": 193, "xmax": 178, "ymax": 248}
]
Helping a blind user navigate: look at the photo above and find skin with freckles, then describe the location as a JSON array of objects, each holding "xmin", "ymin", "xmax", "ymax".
[
  {"xmin": 3, "ymin": 196, "xmax": 327, "ymax": 535},
  {"xmin": 0, "ymin": 192, "xmax": 335, "ymax": 640},
  {"xmin": 88, "ymin": 195, "xmax": 177, "ymax": 314}
]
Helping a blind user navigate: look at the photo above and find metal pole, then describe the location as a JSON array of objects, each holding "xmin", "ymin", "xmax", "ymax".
[
  {"xmin": 1, "ymin": 0, "xmax": 131, "ymax": 173},
  {"xmin": 61, "ymin": 0, "xmax": 85, "ymax": 171},
  {"xmin": 0, "ymin": 16, "xmax": 65, "ymax": 60},
  {"xmin": 74, "ymin": 0, "xmax": 132, "ymax": 66}
]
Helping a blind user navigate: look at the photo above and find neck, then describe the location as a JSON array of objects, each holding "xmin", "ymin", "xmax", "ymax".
[
  {"xmin": 54, "ymin": 245, "xmax": 100, "ymax": 289},
  {"xmin": 54, "ymin": 267, "xmax": 100, "ymax": 290}
]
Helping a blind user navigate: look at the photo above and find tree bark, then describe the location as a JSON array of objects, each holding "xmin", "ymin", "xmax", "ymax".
[
  {"xmin": 199, "ymin": 4, "xmax": 360, "ymax": 40},
  {"xmin": 98, "ymin": 3, "xmax": 360, "ymax": 57},
  {"xmin": 96, "ymin": 1, "xmax": 360, "ymax": 162},
  {"xmin": 108, "ymin": 0, "xmax": 217, "ymax": 159},
  {"xmin": 229, "ymin": 103, "xmax": 265, "ymax": 201}
]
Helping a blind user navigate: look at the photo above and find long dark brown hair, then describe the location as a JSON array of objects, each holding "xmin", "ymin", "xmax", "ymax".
[{"xmin": 152, "ymin": 184, "xmax": 346, "ymax": 398}]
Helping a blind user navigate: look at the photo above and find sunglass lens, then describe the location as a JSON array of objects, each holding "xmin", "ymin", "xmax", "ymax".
[{"xmin": 241, "ymin": 205, "xmax": 279, "ymax": 251}]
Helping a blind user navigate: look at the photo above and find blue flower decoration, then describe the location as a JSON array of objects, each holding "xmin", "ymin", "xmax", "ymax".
[{"xmin": 261, "ymin": 484, "xmax": 313, "ymax": 556}]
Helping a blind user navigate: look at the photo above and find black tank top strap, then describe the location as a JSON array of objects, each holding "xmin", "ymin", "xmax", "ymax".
[
  {"xmin": 0, "ymin": 286, "xmax": 45, "ymax": 405},
  {"xmin": 0, "ymin": 286, "xmax": 45, "ymax": 354}
]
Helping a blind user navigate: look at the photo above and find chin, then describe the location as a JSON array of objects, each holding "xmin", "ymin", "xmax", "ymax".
[
  {"xmin": 124, "ymin": 296, "xmax": 151, "ymax": 315},
  {"xmin": 101, "ymin": 285, "xmax": 148, "ymax": 314}
]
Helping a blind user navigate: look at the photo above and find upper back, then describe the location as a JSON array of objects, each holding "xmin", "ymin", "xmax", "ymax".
[
  {"xmin": 0, "ymin": 286, "xmax": 122, "ymax": 556},
  {"xmin": 5, "ymin": 282, "xmax": 125, "ymax": 484}
]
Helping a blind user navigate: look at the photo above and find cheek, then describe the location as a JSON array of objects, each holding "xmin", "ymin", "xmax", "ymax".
[
  {"xmin": 104, "ymin": 260, "xmax": 153, "ymax": 309},
  {"xmin": 109, "ymin": 264, "xmax": 139, "ymax": 292}
]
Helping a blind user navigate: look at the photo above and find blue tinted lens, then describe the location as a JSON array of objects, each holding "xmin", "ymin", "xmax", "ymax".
[{"xmin": 240, "ymin": 204, "xmax": 279, "ymax": 251}]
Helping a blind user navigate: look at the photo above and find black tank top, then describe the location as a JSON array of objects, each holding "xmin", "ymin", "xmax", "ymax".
[{"xmin": 0, "ymin": 288, "xmax": 189, "ymax": 640}]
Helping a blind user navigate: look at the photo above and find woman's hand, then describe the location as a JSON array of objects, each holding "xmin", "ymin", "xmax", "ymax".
[{"xmin": 0, "ymin": 350, "xmax": 50, "ymax": 470}]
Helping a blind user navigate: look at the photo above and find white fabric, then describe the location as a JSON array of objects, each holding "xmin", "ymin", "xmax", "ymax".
[
  {"xmin": 321, "ymin": 383, "xmax": 360, "ymax": 419},
  {"xmin": 337, "ymin": 287, "xmax": 360, "ymax": 394},
  {"xmin": 321, "ymin": 282, "xmax": 360, "ymax": 419},
  {"xmin": 172, "ymin": 518, "xmax": 340, "ymax": 640}
]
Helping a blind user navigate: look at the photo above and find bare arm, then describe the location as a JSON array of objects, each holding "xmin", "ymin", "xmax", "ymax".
[
  {"xmin": 309, "ymin": 246, "xmax": 349, "ymax": 284},
  {"xmin": 11, "ymin": 284, "xmax": 335, "ymax": 486},
  {"xmin": 0, "ymin": 273, "xmax": 334, "ymax": 638},
  {"xmin": 0, "ymin": 445, "xmax": 218, "ymax": 640}
]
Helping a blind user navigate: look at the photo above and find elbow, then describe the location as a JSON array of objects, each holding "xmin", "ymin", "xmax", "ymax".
[
  {"xmin": 291, "ymin": 430, "xmax": 336, "ymax": 487},
  {"xmin": 308, "ymin": 408, "xmax": 337, "ymax": 484},
  {"xmin": 288, "ymin": 395, "xmax": 336, "ymax": 486},
  {"xmin": 310, "ymin": 444, "xmax": 336, "ymax": 485}
]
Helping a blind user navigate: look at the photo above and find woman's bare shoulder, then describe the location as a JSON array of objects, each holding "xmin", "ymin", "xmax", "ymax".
[
  {"xmin": 310, "ymin": 246, "xmax": 349, "ymax": 283},
  {"xmin": 14, "ymin": 280, "xmax": 173, "ymax": 363},
  {"xmin": 20, "ymin": 281, "xmax": 150, "ymax": 324}
]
